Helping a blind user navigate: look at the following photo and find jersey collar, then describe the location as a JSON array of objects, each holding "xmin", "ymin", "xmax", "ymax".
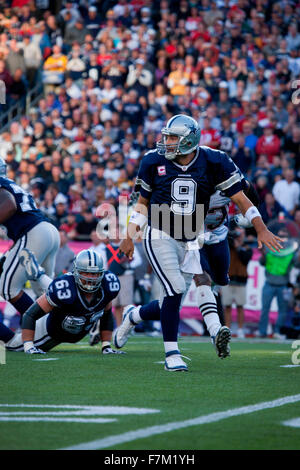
[
  {"xmin": 77, "ymin": 285, "xmax": 104, "ymax": 311},
  {"xmin": 171, "ymin": 146, "xmax": 200, "ymax": 171}
]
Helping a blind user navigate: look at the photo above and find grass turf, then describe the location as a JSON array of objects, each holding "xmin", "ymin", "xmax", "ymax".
[{"xmin": 0, "ymin": 336, "xmax": 299, "ymax": 450}]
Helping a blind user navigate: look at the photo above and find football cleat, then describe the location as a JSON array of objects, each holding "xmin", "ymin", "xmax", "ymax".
[
  {"xmin": 212, "ymin": 326, "xmax": 231, "ymax": 359},
  {"xmin": 164, "ymin": 350, "xmax": 189, "ymax": 372},
  {"xmin": 113, "ymin": 305, "xmax": 139, "ymax": 349},
  {"xmin": 19, "ymin": 248, "xmax": 45, "ymax": 281},
  {"xmin": 102, "ymin": 345, "xmax": 126, "ymax": 355},
  {"xmin": 89, "ymin": 319, "xmax": 101, "ymax": 346}
]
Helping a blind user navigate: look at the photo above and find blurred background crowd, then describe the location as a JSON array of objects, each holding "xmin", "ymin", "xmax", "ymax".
[{"xmin": 0, "ymin": 0, "xmax": 300, "ymax": 337}]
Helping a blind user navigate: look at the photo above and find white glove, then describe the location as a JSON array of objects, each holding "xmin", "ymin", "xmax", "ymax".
[{"xmin": 234, "ymin": 213, "xmax": 253, "ymax": 228}]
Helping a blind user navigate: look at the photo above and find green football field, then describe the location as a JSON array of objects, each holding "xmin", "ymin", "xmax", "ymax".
[{"xmin": 1, "ymin": 336, "xmax": 300, "ymax": 450}]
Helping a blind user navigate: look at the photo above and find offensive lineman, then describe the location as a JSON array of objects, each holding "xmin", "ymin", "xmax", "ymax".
[
  {"xmin": 4, "ymin": 249, "xmax": 122, "ymax": 354},
  {"xmin": 0, "ymin": 157, "xmax": 59, "ymax": 344}
]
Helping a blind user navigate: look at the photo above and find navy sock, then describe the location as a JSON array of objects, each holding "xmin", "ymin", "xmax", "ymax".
[
  {"xmin": 160, "ymin": 293, "xmax": 182, "ymax": 342},
  {"xmin": 12, "ymin": 291, "xmax": 34, "ymax": 316},
  {"xmin": 0, "ymin": 322, "xmax": 14, "ymax": 343},
  {"xmin": 140, "ymin": 300, "xmax": 161, "ymax": 321},
  {"xmin": 215, "ymin": 292, "xmax": 225, "ymax": 326}
]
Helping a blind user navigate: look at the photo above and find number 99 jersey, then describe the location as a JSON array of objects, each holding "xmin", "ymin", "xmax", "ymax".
[{"xmin": 45, "ymin": 271, "xmax": 120, "ymax": 343}]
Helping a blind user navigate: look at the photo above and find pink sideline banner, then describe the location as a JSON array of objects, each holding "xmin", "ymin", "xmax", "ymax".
[{"xmin": 0, "ymin": 241, "xmax": 278, "ymax": 324}]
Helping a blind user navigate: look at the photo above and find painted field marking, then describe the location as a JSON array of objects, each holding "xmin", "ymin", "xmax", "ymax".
[
  {"xmin": 61, "ymin": 393, "xmax": 300, "ymax": 450},
  {"xmin": 282, "ymin": 418, "xmax": 300, "ymax": 428},
  {"xmin": 33, "ymin": 358, "xmax": 59, "ymax": 362},
  {"xmin": 0, "ymin": 404, "xmax": 160, "ymax": 424},
  {"xmin": 280, "ymin": 365, "xmax": 300, "ymax": 368}
]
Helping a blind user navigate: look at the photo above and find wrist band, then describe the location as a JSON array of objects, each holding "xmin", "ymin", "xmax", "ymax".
[
  {"xmin": 129, "ymin": 210, "xmax": 147, "ymax": 229},
  {"xmin": 23, "ymin": 341, "xmax": 34, "ymax": 352},
  {"xmin": 245, "ymin": 206, "xmax": 261, "ymax": 223}
]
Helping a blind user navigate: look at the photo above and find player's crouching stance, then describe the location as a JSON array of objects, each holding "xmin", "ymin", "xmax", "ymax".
[{"xmin": 5, "ymin": 250, "xmax": 123, "ymax": 355}]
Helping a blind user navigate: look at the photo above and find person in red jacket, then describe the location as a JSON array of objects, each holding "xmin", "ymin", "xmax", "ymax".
[{"xmin": 255, "ymin": 124, "xmax": 281, "ymax": 163}]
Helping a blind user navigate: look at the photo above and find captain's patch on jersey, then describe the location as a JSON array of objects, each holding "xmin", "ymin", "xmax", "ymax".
[{"xmin": 157, "ymin": 165, "xmax": 166, "ymax": 176}]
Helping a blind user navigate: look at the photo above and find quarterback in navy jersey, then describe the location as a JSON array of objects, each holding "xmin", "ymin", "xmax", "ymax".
[
  {"xmin": 0, "ymin": 157, "xmax": 60, "ymax": 326},
  {"xmin": 116, "ymin": 114, "xmax": 283, "ymax": 372},
  {"xmin": 5, "ymin": 250, "xmax": 121, "ymax": 354}
]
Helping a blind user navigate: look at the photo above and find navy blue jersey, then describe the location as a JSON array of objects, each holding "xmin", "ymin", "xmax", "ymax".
[
  {"xmin": 45, "ymin": 271, "xmax": 120, "ymax": 343},
  {"xmin": 0, "ymin": 177, "xmax": 45, "ymax": 241},
  {"xmin": 135, "ymin": 146, "xmax": 244, "ymax": 241}
]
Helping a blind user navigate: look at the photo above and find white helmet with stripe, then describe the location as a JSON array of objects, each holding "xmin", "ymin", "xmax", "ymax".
[
  {"xmin": 73, "ymin": 249, "xmax": 104, "ymax": 292},
  {"xmin": 156, "ymin": 114, "xmax": 201, "ymax": 160}
]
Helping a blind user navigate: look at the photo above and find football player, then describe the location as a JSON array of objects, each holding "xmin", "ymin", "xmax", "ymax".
[
  {"xmin": 196, "ymin": 180, "xmax": 261, "ymax": 322},
  {"xmin": 0, "ymin": 157, "xmax": 60, "ymax": 344},
  {"xmin": 115, "ymin": 114, "xmax": 283, "ymax": 372},
  {"xmin": 4, "ymin": 249, "xmax": 123, "ymax": 355}
]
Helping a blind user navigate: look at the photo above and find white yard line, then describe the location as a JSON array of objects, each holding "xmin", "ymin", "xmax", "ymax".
[{"xmin": 61, "ymin": 393, "xmax": 300, "ymax": 450}]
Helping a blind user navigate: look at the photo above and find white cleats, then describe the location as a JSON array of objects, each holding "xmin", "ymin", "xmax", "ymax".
[
  {"xmin": 164, "ymin": 350, "xmax": 189, "ymax": 372},
  {"xmin": 113, "ymin": 305, "xmax": 138, "ymax": 349}
]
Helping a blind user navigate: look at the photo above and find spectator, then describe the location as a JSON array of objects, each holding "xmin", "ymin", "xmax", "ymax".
[
  {"xmin": 0, "ymin": 59, "xmax": 13, "ymax": 96},
  {"xmin": 64, "ymin": 18, "xmax": 88, "ymax": 48},
  {"xmin": 21, "ymin": 34, "xmax": 42, "ymax": 86},
  {"xmin": 59, "ymin": 212, "xmax": 78, "ymax": 240},
  {"xmin": 221, "ymin": 227, "xmax": 253, "ymax": 338},
  {"xmin": 256, "ymin": 124, "xmax": 281, "ymax": 162},
  {"xmin": 257, "ymin": 232, "xmax": 300, "ymax": 339},
  {"xmin": 122, "ymin": 89, "xmax": 144, "ymax": 131},
  {"xmin": 199, "ymin": 116, "xmax": 221, "ymax": 149},
  {"xmin": 9, "ymin": 68, "xmax": 27, "ymax": 104},
  {"xmin": 54, "ymin": 229, "xmax": 75, "ymax": 277},
  {"xmin": 260, "ymin": 192, "xmax": 289, "ymax": 225},
  {"xmin": 166, "ymin": 59, "xmax": 189, "ymax": 100},
  {"xmin": 126, "ymin": 57, "xmax": 153, "ymax": 97},
  {"xmin": 42, "ymin": 44, "xmax": 67, "ymax": 86},
  {"xmin": 5, "ymin": 39, "xmax": 26, "ymax": 76},
  {"xmin": 273, "ymin": 168, "xmax": 300, "ymax": 216},
  {"xmin": 75, "ymin": 209, "xmax": 98, "ymax": 241}
]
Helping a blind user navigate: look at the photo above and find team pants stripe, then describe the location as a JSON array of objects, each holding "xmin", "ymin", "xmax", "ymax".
[
  {"xmin": 144, "ymin": 227, "xmax": 175, "ymax": 297},
  {"xmin": 3, "ymin": 235, "xmax": 27, "ymax": 301}
]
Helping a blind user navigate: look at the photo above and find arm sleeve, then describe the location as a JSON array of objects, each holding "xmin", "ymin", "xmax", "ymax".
[
  {"xmin": 243, "ymin": 180, "xmax": 260, "ymax": 207},
  {"xmin": 21, "ymin": 303, "xmax": 46, "ymax": 330},
  {"xmin": 99, "ymin": 308, "xmax": 114, "ymax": 332}
]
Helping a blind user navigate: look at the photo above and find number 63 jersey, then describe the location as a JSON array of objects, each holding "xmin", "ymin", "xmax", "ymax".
[
  {"xmin": 44, "ymin": 271, "xmax": 120, "ymax": 343},
  {"xmin": 135, "ymin": 146, "xmax": 244, "ymax": 241}
]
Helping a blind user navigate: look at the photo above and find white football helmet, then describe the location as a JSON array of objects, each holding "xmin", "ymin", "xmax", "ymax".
[
  {"xmin": 73, "ymin": 249, "xmax": 104, "ymax": 293},
  {"xmin": 156, "ymin": 114, "xmax": 201, "ymax": 160}
]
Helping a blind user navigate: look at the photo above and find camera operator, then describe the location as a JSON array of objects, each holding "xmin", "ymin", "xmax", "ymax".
[{"xmin": 221, "ymin": 227, "xmax": 253, "ymax": 338}]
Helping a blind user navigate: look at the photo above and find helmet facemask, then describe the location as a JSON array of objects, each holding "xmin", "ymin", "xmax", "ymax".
[{"xmin": 76, "ymin": 270, "xmax": 104, "ymax": 293}]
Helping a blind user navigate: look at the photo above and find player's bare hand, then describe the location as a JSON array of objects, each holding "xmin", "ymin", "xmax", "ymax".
[
  {"xmin": 119, "ymin": 238, "xmax": 134, "ymax": 260},
  {"xmin": 257, "ymin": 229, "xmax": 284, "ymax": 253}
]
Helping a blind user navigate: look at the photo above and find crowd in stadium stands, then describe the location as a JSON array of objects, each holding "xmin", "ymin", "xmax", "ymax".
[
  {"xmin": 0, "ymin": 0, "xmax": 299, "ymax": 237},
  {"xmin": 0, "ymin": 1, "xmax": 300, "ymax": 334}
]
